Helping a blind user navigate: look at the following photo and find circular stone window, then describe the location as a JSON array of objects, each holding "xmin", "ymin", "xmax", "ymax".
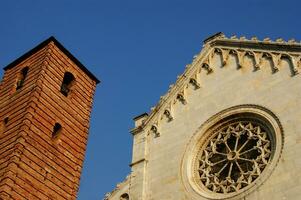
[{"xmin": 181, "ymin": 105, "xmax": 283, "ymax": 200}]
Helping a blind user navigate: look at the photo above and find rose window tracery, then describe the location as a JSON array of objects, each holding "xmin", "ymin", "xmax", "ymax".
[{"xmin": 197, "ymin": 121, "xmax": 271, "ymax": 194}]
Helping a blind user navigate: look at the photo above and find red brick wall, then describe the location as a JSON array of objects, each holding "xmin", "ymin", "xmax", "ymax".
[{"xmin": 0, "ymin": 41, "xmax": 97, "ymax": 199}]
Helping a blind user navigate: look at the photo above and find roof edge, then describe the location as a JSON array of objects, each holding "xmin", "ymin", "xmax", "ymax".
[
  {"xmin": 203, "ymin": 32, "xmax": 225, "ymax": 44},
  {"xmin": 133, "ymin": 112, "xmax": 148, "ymax": 121},
  {"xmin": 3, "ymin": 36, "xmax": 100, "ymax": 84},
  {"xmin": 136, "ymin": 32, "xmax": 301, "ymax": 131}
]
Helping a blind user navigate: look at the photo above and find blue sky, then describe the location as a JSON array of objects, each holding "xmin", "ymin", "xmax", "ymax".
[{"xmin": 0, "ymin": 0, "xmax": 300, "ymax": 199}]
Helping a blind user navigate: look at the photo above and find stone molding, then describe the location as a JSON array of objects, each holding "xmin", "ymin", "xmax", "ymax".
[{"xmin": 135, "ymin": 33, "xmax": 301, "ymax": 138}]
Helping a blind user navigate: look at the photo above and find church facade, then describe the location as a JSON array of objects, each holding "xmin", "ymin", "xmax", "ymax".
[{"xmin": 105, "ymin": 33, "xmax": 301, "ymax": 200}]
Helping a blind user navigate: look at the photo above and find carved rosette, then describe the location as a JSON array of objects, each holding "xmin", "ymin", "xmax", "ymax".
[
  {"xmin": 197, "ymin": 121, "xmax": 271, "ymax": 194},
  {"xmin": 181, "ymin": 105, "xmax": 283, "ymax": 200}
]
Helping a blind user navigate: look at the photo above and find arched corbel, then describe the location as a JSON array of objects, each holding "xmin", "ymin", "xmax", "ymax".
[
  {"xmin": 263, "ymin": 52, "xmax": 279, "ymax": 73},
  {"xmin": 271, "ymin": 53, "xmax": 281, "ymax": 73},
  {"xmin": 253, "ymin": 52, "xmax": 263, "ymax": 71},
  {"xmin": 220, "ymin": 49, "xmax": 230, "ymax": 66},
  {"xmin": 176, "ymin": 91, "xmax": 186, "ymax": 105},
  {"xmin": 150, "ymin": 124, "xmax": 160, "ymax": 137},
  {"xmin": 228, "ymin": 49, "xmax": 244, "ymax": 69},
  {"xmin": 214, "ymin": 48, "xmax": 222, "ymax": 54},
  {"xmin": 246, "ymin": 51, "xmax": 259, "ymax": 71},
  {"xmin": 189, "ymin": 73, "xmax": 200, "ymax": 89},
  {"xmin": 281, "ymin": 54, "xmax": 299, "ymax": 76},
  {"xmin": 237, "ymin": 50, "xmax": 245, "ymax": 69},
  {"xmin": 290, "ymin": 55, "xmax": 299, "ymax": 76},
  {"xmin": 163, "ymin": 109, "xmax": 173, "ymax": 121},
  {"xmin": 201, "ymin": 63, "xmax": 213, "ymax": 74},
  {"xmin": 203, "ymin": 53, "xmax": 212, "ymax": 68},
  {"xmin": 189, "ymin": 78, "xmax": 200, "ymax": 89}
]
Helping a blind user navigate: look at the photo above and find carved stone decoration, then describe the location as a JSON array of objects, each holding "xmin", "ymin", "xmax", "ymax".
[
  {"xmin": 189, "ymin": 78, "xmax": 200, "ymax": 89},
  {"xmin": 177, "ymin": 92, "xmax": 187, "ymax": 105},
  {"xmin": 237, "ymin": 51, "xmax": 245, "ymax": 69},
  {"xmin": 282, "ymin": 54, "xmax": 299, "ymax": 76},
  {"xmin": 219, "ymin": 49, "xmax": 230, "ymax": 66},
  {"xmin": 163, "ymin": 109, "xmax": 173, "ymax": 121},
  {"xmin": 202, "ymin": 63, "xmax": 213, "ymax": 74},
  {"xmin": 214, "ymin": 48, "xmax": 222, "ymax": 54},
  {"xmin": 253, "ymin": 52, "xmax": 263, "ymax": 71},
  {"xmin": 197, "ymin": 121, "xmax": 271, "ymax": 194},
  {"xmin": 227, "ymin": 49, "xmax": 244, "ymax": 69},
  {"xmin": 181, "ymin": 105, "xmax": 283, "ymax": 200},
  {"xmin": 151, "ymin": 124, "xmax": 160, "ymax": 137},
  {"xmin": 270, "ymin": 53, "xmax": 280, "ymax": 73},
  {"xmin": 262, "ymin": 52, "xmax": 279, "ymax": 73}
]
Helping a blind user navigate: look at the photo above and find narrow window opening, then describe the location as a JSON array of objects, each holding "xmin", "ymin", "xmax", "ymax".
[
  {"xmin": 16, "ymin": 67, "xmax": 29, "ymax": 90},
  {"xmin": 60, "ymin": 72, "xmax": 75, "ymax": 97},
  {"xmin": 1, "ymin": 117, "xmax": 9, "ymax": 132},
  {"xmin": 120, "ymin": 193, "xmax": 129, "ymax": 200},
  {"xmin": 52, "ymin": 123, "xmax": 62, "ymax": 139},
  {"xmin": 4, "ymin": 117, "xmax": 9, "ymax": 125}
]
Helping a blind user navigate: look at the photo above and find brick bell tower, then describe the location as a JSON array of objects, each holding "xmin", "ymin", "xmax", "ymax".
[{"xmin": 0, "ymin": 37, "xmax": 99, "ymax": 199}]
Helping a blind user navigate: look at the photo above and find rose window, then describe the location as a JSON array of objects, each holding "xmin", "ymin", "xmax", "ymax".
[{"xmin": 197, "ymin": 121, "xmax": 271, "ymax": 194}]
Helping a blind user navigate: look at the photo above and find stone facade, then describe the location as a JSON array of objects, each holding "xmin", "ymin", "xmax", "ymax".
[
  {"xmin": 105, "ymin": 33, "xmax": 301, "ymax": 200},
  {"xmin": 0, "ymin": 37, "xmax": 99, "ymax": 199}
]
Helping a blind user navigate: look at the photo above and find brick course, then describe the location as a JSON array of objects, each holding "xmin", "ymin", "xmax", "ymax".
[{"xmin": 0, "ymin": 37, "xmax": 98, "ymax": 199}]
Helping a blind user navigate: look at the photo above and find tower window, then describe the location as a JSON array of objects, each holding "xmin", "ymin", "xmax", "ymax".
[
  {"xmin": 1, "ymin": 117, "xmax": 9, "ymax": 132},
  {"xmin": 4, "ymin": 117, "xmax": 9, "ymax": 125},
  {"xmin": 16, "ymin": 67, "xmax": 29, "ymax": 90},
  {"xmin": 60, "ymin": 72, "xmax": 75, "ymax": 97},
  {"xmin": 52, "ymin": 123, "xmax": 62, "ymax": 139}
]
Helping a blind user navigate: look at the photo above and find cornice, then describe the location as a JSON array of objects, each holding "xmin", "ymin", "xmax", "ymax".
[{"xmin": 134, "ymin": 32, "xmax": 301, "ymax": 138}]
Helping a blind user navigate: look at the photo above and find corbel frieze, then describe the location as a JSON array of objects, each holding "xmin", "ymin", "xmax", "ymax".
[{"xmin": 141, "ymin": 42, "xmax": 301, "ymax": 138}]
